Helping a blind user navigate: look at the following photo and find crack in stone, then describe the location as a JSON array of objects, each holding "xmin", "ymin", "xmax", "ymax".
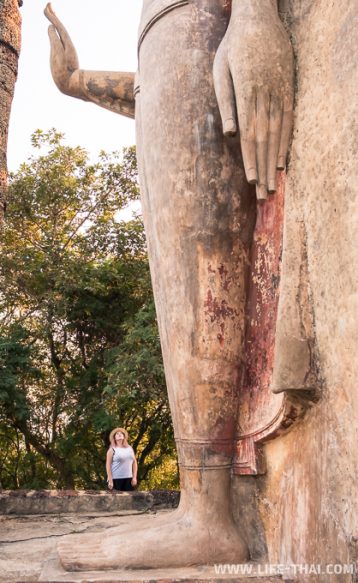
[
  {"xmin": 0, "ymin": 527, "xmax": 88, "ymax": 544},
  {"xmin": 0, "ymin": 509, "xmax": 152, "ymax": 545},
  {"xmin": 0, "ymin": 509, "xmax": 150, "ymax": 521}
]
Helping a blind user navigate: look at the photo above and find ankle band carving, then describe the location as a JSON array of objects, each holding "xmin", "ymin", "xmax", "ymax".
[{"xmin": 175, "ymin": 436, "xmax": 234, "ymax": 469}]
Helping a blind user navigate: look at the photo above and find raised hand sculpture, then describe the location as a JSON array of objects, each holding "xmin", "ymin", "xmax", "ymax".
[
  {"xmin": 45, "ymin": 0, "xmax": 294, "ymax": 571},
  {"xmin": 45, "ymin": 3, "xmax": 135, "ymax": 118}
]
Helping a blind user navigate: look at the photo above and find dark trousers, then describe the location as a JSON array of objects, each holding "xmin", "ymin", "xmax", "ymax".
[{"xmin": 113, "ymin": 477, "xmax": 133, "ymax": 491}]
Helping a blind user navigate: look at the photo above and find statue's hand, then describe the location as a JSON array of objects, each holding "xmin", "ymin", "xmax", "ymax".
[
  {"xmin": 44, "ymin": 3, "xmax": 135, "ymax": 117},
  {"xmin": 213, "ymin": 13, "xmax": 294, "ymax": 199},
  {"xmin": 44, "ymin": 3, "xmax": 85, "ymax": 99}
]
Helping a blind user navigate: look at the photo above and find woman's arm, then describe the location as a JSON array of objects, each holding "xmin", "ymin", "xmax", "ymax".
[
  {"xmin": 106, "ymin": 448, "xmax": 114, "ymax": 490},
  {"xmin": 44, "ymin": 3, "xmax": 135, "ymax": 119},
  {"xmin": 131, "ymin": 454, "xmax": 138, "ymax": 487}
]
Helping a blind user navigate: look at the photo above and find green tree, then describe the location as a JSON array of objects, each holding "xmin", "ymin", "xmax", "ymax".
[{"xmin": 0, "ymin": 130, "xmax": 177, "ymax": 489}]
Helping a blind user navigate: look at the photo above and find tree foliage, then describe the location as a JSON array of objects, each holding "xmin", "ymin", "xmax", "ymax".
[{"xmin": 0, "ymin": 130, "xmax": 177, "ymax": 489}]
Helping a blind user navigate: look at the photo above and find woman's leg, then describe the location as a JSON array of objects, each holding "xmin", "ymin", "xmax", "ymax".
[
  {"xmin": 121, "ymin": 478, "xmax": 134, "ymax": 492},
  {"xmin": 112, "ymin": 479, "xmax": 121, "ymax": 491},
  {"xmin": 112, "ymin": 478, "xmax": 133, "ymax": 491}
]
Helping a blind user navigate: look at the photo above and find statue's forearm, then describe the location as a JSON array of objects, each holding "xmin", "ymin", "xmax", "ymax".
[
  {"xmin": 71, "ymin": 70, "xmax": 135, "ymax": 119},
  {"xmin": 44, "ymin": 3, "xmax": 135, "ymax": 119},
  {"xmin": 51, "ymin": 61, "xmax": 135, "ymax": 118}
]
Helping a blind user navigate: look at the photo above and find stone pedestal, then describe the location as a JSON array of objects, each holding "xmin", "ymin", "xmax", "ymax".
[
  {"xmin": 0, "ymin": 500, "xmax": 289, "ymax": 582},
  {"xmin": 39, "ymin": 554, "xmax": 285, "ymax": 583}
]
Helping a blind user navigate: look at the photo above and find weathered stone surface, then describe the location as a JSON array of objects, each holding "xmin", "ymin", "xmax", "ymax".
[
  {"xmin": 40, "ymin": 565, "xmax": 285, "ymax": 583},
  {"xmin": 150, "ymin": 489, "xmax": 180, "ymax": 510},
  {"xmin": 0, "ymin": 490, "xmax": 158, "ymax": 515},
  {"xmin": 249, "ymin": 1, "xmax": 358, "ymax": 582},
  {"xmin": 0, "ymin": 0, "xmax": 21, "ymax": 215},
  {"xmin": 0, "ymin": 510, "xmax": 165, "ymax": 582},
  {"xmin": 0, "ymin": 509, "xmax": 284, "ymax": 583},
  {"xmin": 40, "ymin": 553, "xmax": 285, "ymax": 583}
]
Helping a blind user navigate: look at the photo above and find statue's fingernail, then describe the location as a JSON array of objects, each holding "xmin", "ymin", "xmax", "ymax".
[
  {"xmin": 256, "ymin": 184, "xmax": 268, "ymax": 200},
  {"xmin": 268, "ymin": 180, "xmax": 276, "ymax": 192},
  {"xmin": 277, "ymin": 156, "xmax": 286, "ymax": 170},
  {"xmin": 223, "ymin": 118, "xmax": 236, "ymax": 136},
  {"xmin": 247, "ymin": 168, "xmax": 258, "ymax": 184}
]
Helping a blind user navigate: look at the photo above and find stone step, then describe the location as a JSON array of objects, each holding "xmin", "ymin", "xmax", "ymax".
[{"xmin": 39, "ymin": 555, "xmax": 286, "ymax": 583}]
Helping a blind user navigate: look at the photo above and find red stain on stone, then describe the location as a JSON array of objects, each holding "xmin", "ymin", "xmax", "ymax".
[
  {"xmin": 241, "ymin": 179, "xmax": 284, "ymax": 403},
  {"xmin": 205, "ymin": 264, "xmax": 240, "ymax": 345},
  {"xmin": 217, "ymin": 322, "xmax": 225, "ymax": 346},
  {"xmin": 218, "ymin": 263, "xmax": 228, "ymax": 278},
  {"xmin": 204, "ymin": 290, "xmax": 237, "ymax": 323},
  {"xmin": 208, "ymin": 262, "xmax": 235, "ymax": 291},
  {"xmin": 234, "ymin": 172, "xmax": 286, "ymax": 474},
  {"xmin": 210, "ymin": 417, "xmax": 236, "ymax": 455},
  {"xmin": 218, "ymin": 263, "xmax": 233, "ymax": 291}
]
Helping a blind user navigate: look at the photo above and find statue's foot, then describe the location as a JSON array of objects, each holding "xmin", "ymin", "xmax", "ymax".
[{"xmin": 57, "ymin": 508, "xmax": 247, "ymax": 571}]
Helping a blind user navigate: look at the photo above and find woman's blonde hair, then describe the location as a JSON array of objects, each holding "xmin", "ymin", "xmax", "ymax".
[{"xmin": 109, "ymin": 427, "xmax": 129, "ymax": 447}]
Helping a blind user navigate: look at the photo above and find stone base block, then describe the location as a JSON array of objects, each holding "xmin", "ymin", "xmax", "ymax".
[{"xmin": 39, "ymin": 555, "xmax": 286, "ymax": 583}]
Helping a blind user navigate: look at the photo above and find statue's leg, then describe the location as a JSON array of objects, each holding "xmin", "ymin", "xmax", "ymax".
[{"xmin": 57, "ymin": 0, "xmax": 256, "ymax": 570}]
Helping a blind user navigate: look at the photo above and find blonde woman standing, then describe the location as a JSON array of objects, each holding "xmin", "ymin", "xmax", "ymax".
[{"xmin": 106, "ymin": 428, "xmax": 138, "ymax": 492}]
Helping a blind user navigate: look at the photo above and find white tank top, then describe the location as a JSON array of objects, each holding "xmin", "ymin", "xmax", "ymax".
[{"xmin": 111, "ymin": 446, "xmax": 135, "ymax": 479}]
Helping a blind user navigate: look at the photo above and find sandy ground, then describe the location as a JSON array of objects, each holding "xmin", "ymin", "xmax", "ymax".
[{"xmin": 0, "ymin": 509, "xmax": 163, "ymax": 582}]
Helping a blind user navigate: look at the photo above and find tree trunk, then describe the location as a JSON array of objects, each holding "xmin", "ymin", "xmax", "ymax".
[{"xmin": 0, "ymin": 0, "xmax": 21, "ymax": 218}]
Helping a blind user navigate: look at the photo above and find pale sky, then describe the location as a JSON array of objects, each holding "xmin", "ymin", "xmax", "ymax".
[{"xmin": 8, "ymin": 0, "xmax": 143, "ymax": 171}]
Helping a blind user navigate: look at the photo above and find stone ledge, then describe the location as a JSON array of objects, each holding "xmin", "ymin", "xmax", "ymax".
[
  {"xmin": 39, "ymin": 554, "xmax": 286, "ymax": 583},
  {"xmin": 0, "ymin": 489, "xmax": 180, "ymax": 515}
]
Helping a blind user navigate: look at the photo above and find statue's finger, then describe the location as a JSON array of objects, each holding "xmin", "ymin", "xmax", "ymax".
[
  {"xmin": 236, "ymin": 90, "xmax": 257, "ymax": 185},
  {"xmin": 267, "ymin": 95, "xmax": 283, "ymax": 192},
  {"xmin": 48, "ymin": 24, "xmax": 65, "ymax": 68},
  {"xmin": 44, "ymin": 4, "xmax": 79, "ymax": 71},
  {"xmin": 213, "ymin": 42, "xmax": 237, "ymax": 136},
  {"xmin": 48, "ymin": 25, "xmax": 71, "ymax": 92},
  {"xmin": 48, "ymin": 23, "xmax": 59, "ymax": 45},
  {"xmin": 277, "ymin": 94, "xmax": 293, "ymax": 169},
  {"xmin": 44, "ymin": 4, "xmax": 65, "ymax": 32},
  {"xmin": 44, "ymin": 3, "xmax": 56, "ymax": 24},
  {"xmin": 256, "ymin": 89, "xmax": 270, "ymax": 200}
]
